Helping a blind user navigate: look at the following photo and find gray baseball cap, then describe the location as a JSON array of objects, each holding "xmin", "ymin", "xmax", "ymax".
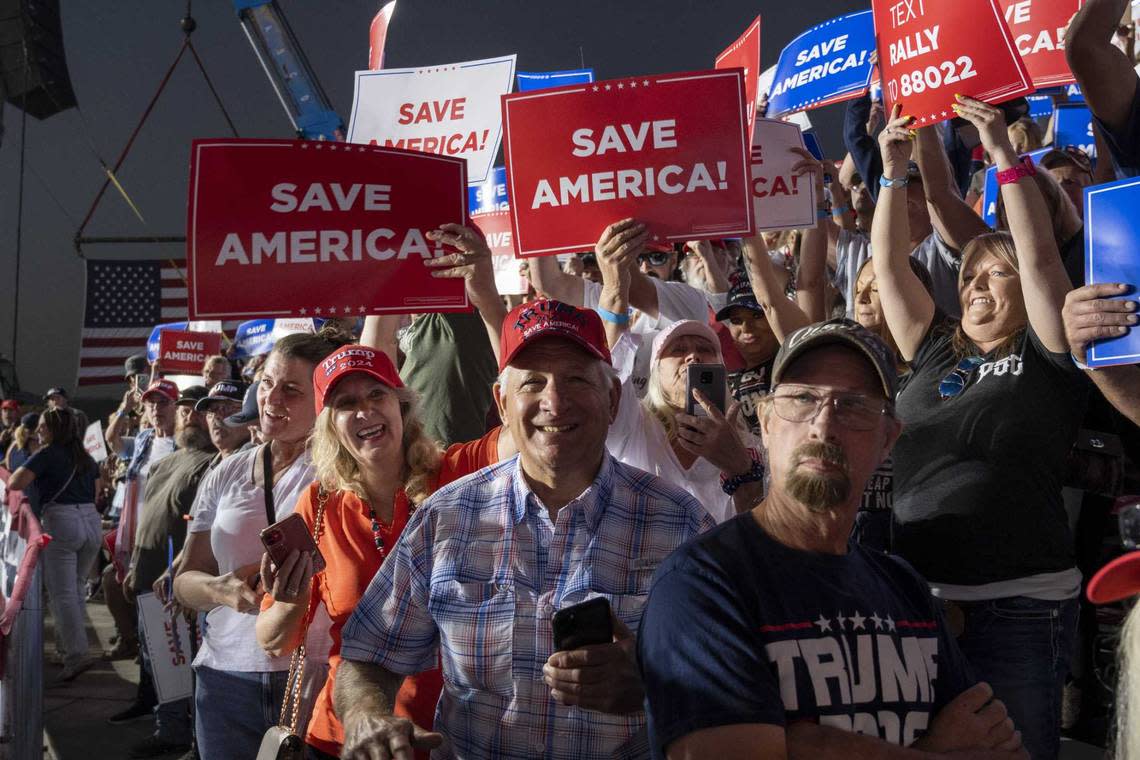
[{"xmin": 772, "ymin": 319, "xmax": 898, "ymax": 399}]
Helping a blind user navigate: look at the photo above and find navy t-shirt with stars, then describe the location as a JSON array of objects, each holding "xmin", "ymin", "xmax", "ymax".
[{"xmin": 639, "ymin": 514, "xmax": 974, "ymax": 757}]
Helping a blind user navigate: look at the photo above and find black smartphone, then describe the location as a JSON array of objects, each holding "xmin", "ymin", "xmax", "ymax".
[
  {"xmin": 685, "ymin": 363, "xmax": 727, "ymax": 417},
  {"xmin": 552, "ymin": 597, "xmax": 613, "ymax": 651}
]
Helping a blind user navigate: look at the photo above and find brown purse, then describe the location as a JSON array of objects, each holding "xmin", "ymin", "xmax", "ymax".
[{"xmin": 256, "ymin": 486, "xmax": 329, "ymax": 760}]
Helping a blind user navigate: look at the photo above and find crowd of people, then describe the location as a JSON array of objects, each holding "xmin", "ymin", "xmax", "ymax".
[{"xmin": 3, "ymin": 1, "xmax": 1140, "ymax": 758}]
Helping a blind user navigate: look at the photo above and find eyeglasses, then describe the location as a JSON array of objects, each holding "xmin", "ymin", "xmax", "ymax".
[
  {"xmin": 938, "ymin": 356, "xmax": 983, "ymax": 400},
  {"xmin": 1120, "ymin": 502, "xmax": 1140, "ymax": 550},
  {"xmin": 769, "ymin": 386, "xmax": 892, "ymax": 431},
  {"xmin": 638, "ymin": 252, "xmax": 671, "ymax": 267}
]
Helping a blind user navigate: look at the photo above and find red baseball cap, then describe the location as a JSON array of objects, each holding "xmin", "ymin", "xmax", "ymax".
[
  {"xmin": 644, "ymin": 241, "xmax": 674, "ymax": 254},
  {"xmin": 499, "ymin": 299, "xmax": 611, "ymax": 372},
  {"xmin": 1088, "ymin": 552, "xmax": 1140, "ymax": 604},
  {"xmin": 313, "ymin": 344, "xmax": 403, "ymax": 413},
  {"xmin": 1, "ymin": 400, "xmax": 18, "ymax": 410},
  {"xmin": 141, "ymin": 379, "xmax": 179, "ymax": 403}
]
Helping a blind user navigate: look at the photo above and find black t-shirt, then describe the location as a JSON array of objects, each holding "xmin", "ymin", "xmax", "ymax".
[
  {"xmin": 24, "ymin": 444, "xmax": 97, "ymax": 505},
  {"xmin": 729, "ymin": 356, "xmax": 776, "ymax": 435},
  {"xmin": 892, "ymin": 316, "xmax": 1088, "ymax": 585},
  {"xmin": 639, "ymin": 515, "xmax": 974, "ymax": 758}
]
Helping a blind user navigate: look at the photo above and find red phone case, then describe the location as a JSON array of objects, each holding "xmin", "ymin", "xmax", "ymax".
[{"xmin": 260, "ymin": 513, "xmax": 326, "ymax": 574}]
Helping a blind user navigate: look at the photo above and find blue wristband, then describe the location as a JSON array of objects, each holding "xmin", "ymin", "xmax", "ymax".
[
  {"xmin": 879, "ymin": 175, "xmax": 909, "ymax": 189},
  {"xmin": 832, "ymin": 204, "xmax": 850, "ymax": 215},
  {"xmin": 597, "ymin": 307, "xmax": 631, "ymax": 325}
]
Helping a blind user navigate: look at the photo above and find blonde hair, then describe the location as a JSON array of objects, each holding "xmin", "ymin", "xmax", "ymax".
[
  {"xmin": 951, "ymin": 232, "xmax": 1025, "ymax": 360},
  {"xmin": 1117, "ymin": 602, "xmax": 1140, "ymax": 759},
  {"xmin": 1007, "ymin": 117, "xmax": 1044, "ymax": 153},
  {"xmin": 309, "ymin": 386, "xmax": 443, "ymax": 507}
]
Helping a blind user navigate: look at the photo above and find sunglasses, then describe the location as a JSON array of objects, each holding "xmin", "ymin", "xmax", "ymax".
[
  {"xmin": 938, "ymin": 356, "xmax": 983, "ymax": 400},
  {"xmin": 638, "ymin": 252, "xmax": 671, "ymax": 267}
]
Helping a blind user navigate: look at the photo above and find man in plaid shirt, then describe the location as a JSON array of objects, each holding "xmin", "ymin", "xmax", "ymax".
[{"xmin": 334, "ymin": 298, "xmax": 713, "ymax": 759}]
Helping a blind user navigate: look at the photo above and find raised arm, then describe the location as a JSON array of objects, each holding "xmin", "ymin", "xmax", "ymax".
[
  {"xmin": 1066, "ymin": 0, "xmax": 1138, "ymax": 135},
  {"xmin": 595, "ymin": 219, "xmax": 648, "ymax": 349},
  {"xmin": 913, "ymin": 125, "xmax": 990, "ymax": 251},
  {"xmin": 871, "ymin": 106, "xmax": 937, "ymax": 360},
  {"xmin": 844, "ymin": 92, "xmax": 884, "ymax": 201},
  {"xmin": 359, "ymin": 315, "xmax": 401, "ymax": 368},
  {"xmin": 740, "ymin": 233, "xmax": 811, "ymax": 343},
  {"xmin": 105, "ymin": 387, "xmax": 139, "ymax": 455},
  {"xmin": 425, "ymin": 224, "xmax": 507, "ymax": 363},
  {"xmin": 954, "ymin": 96, "xmax": 1072, "ymax": 353},
  {"xmin": 527, "ymin": 251, "xmax": 585, "ymax": 305},
  {"xmin": 790, "ymin": 149, "xmax": 831, "ymax": 323},
  {"xmin": 1064, "ymin": 283, "xmax": 1140, "ymax": 425}
]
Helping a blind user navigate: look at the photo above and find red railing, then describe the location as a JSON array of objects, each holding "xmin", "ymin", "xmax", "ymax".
[{"xmin": 0, "ymin": 468, "xmax": 50, "ymax": 641}]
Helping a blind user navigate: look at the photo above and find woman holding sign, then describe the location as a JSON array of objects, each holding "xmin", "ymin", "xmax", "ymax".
[{"xmin": 872, "ymin": 97, "xmax": 1088, "ymax": 759}]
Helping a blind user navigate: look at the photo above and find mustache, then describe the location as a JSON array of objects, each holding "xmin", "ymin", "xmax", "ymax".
[{"xmin": 791, "ymin": 441, "xmax": 848, "ymax": 471}]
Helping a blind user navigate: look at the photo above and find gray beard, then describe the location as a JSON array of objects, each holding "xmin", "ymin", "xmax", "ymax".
[
  {"xmin": 785, "ymin": 441, "xmax": 851, "ymax": 512},
  {"xmin": 176, "ymin": 426, "xmax": 215, "ymax": 452}
]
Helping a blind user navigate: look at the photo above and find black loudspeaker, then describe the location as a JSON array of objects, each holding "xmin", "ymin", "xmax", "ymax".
[{"xmin": 0, "ymin": 0, "xmax": 76, "ymax": 119}]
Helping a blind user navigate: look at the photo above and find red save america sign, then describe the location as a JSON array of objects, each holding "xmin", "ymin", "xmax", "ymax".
[
  {"xmin": 187, "ymin": 139, "xmax": 468, "ymax": 319},
  {"xmin": 501, "ymin": 69, "xmax": 754, "ymax": 258},
  {"xmin": 999, "ymin": 0, "xmax": 1083, "ymax": 88},
  {"xmin": 872, "ymin": 0, "xmax": 1033, "ymax": 126},
  {"xmin": 157, "ymin": 329, "xmax": 221, "ymax": 374},
  {"xmin": 715, "ymin": 15, "xmax": 762, "ymax": 142}
]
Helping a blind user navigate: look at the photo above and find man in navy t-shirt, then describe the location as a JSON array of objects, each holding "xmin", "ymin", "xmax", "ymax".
[{"xmin": 639, "ymin": 319, "xmax": 1027, "ymax": 759}]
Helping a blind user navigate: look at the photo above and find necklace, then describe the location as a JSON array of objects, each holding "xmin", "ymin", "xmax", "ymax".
[{"xmin": 367, "ymin": 505, "xmax": 387, "ymax": 554}]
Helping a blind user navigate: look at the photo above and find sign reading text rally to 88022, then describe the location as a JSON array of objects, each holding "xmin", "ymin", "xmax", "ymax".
[
  {"xmin": 871, "ymin": 0, "xmax": 1033, "ymax": 125},
  {"xmin": 186, "ymin": 139, "xmax": 469, "ymax": 320}
]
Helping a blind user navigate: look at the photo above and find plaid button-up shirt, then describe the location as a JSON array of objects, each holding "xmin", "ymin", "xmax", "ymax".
[{"xmin": 340, "ymin": 453, "xmax": 713, "ymax": 759}]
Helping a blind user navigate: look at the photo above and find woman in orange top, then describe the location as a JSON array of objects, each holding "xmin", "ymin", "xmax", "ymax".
[{"xmin": 255, "ymin": 344, "xmax": 510, "ymax": 760}]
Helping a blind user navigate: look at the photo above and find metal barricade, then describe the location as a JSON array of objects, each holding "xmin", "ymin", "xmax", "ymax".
[{"xmin": 0, "ymin": 470, "xmax": 46, "ymax": 760}]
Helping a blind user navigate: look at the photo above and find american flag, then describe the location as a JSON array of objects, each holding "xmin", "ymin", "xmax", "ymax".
[{"xmin": 78, "ymin": 259, "xmax": 239, "ymax": 388}]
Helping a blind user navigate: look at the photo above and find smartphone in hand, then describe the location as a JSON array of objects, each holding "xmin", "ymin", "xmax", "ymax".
[
  {"xmin": 259, "ymin": 513, "xmax": 326, "ymax": 575},
  {"xmin": 685, "ymin": 363, "xmax": 727, "ymax": 417},
  {"xmin": 552, "ymin": 597, "xmax": 614, "ymax": 651}
]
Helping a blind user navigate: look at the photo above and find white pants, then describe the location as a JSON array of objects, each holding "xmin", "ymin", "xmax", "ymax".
[{"xmin": 40, "ymin": 503, "xmax": 102, "ymax": 666}]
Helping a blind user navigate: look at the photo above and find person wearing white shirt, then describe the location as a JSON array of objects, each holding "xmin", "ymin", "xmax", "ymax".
[{"xmin": 590, "ymin": 219, "xmax": 766, "ymax": 524}]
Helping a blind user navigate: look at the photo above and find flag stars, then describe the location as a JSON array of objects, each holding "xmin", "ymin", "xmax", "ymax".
[
  {"xmin": 358, "ymin": 306, "xmax": 366, "ymax": 313},
  {"xmin": 642, "ymin": 79, "xmax": 650, "ymax": 86},
  {"xmin": 299, "ymin": 308, "xmax": 307, "ymax": 315},
  {"xmin": 328, "ymin": 307, "xmax": 338, "ymax": 314},
  {"xmin": 592, "ymin": 85, "xmax": 600, "ymax": 92},
  {"xmin": 344, "ymin": 306, "xmax": 352, "ymax": 314},
  {"xmin": 850, "ymin": 611, "xmax": 867, "ymax": 630},
  {"xmin": 604, "ymin": 84, "xmax": 612, "ymax": 91},
  {"xmin": 869, "ymin": 612, "xmax": 883, "ymax": 630},
  {"xmin": 315, "ymin": 307, "xmax": 322, "ymax": 314},
  {"xmin": 814, "ymin": 614, "xmax": 832, "ymax": 632},
  {"xmin": 629, "ymin": 81, "xmax": 638, "ymax": 88},
  {"xmin": 835, "ymin": 611, "xmax": 846, "ymax": 629},
  {"xmin": 884, "ymin": 615, "xmax": 896, "ymax": 632},
  {"xmin": 617, "ymin": 82, "xmax": 625, "ymax": 89}
]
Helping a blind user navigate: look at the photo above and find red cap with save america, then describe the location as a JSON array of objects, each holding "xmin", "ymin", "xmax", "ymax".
[
  {"xmin": 499, "ymin": 299, "xmax": 611, "ymax": 373},
  {"xmin": 312, "ymin": 344, "xmax": 403, "ymax": 413}
]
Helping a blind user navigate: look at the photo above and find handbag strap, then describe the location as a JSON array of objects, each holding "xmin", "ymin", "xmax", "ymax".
[
  {"xmin": 277, "ymin": 485, "xmax": 329, "ymax": 733},
  {"xmin": 262, "ymin": 444, "xmax": 276, "ymax": 526},
  {"xmin": 45, "ymin": 465, "xmax": 79, "ymax": 506}
]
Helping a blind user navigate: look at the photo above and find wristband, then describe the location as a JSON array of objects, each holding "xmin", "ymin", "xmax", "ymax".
[
  {"xmin": 816, "ymin": 208, "xmax": 831, "ymax": 220},
  {"xmin": 996, "ymin": 156, "xmax": 1037, "ymax": 186},
  {"xmin": 597, "ymin": 306, "xmax": 631, "ymax": 325},
  {"xmin": 832, "ymin": 205, "xmax": 850, "ymax": 215},
  {"xmin": 721, "ymin": 457, "xmax": 765, "ymax": 495},
  {"xmin": 879, "ymin": 175, "xmax": 909, "ymax": 189}
]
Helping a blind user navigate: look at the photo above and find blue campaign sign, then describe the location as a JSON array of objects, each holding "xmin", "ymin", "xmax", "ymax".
[
  {"xmin": 803, "ymin": 131, "xmax": 825, "ymax": 161},
  {"xmin": 468, "ymin": 165, "xmax": 508, "ymax": 213},
  {"xmin": 1026, "ymin": 95, "xmax": 1054, "ymax": 119},
  {"xmin": 766, "ymin": 10, "xmax": 874, "ymax": 117},
  {"xmin": 516, "ymin": 69, "xmax": 594, "ymax": 92},
  {"xmin": 233, "ymin": 319, "xmax": 276, "ymax": 360},
  {"xmin": 1084, "ymin": 176, "xmax": 1140, "ymax": 367},
  {"xmin": 147, "ymin": 322, "xmax": 188, "ymax": 362},
  {"xmin": 1054, "ymin": 104, "xmax": 1096, "ymax": 159},
  {"xmin": 981, "ymin": 148, "xmax": 1050, "ymax": 227}
]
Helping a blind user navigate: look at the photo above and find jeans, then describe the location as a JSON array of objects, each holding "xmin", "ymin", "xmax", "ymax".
[
  {"xmin": 40, "ymin": 503, "xmax": 102, "ymax": 666},
  {"xmin": 137, "ymin": 606, "xmax": 192, "ymax": 744},
  {"xmin": 955, "ymin": 596, "xmax": 1079, "ymax": 760},
  {"xmin": 195, "ymin": 664, "xmax": 327, "ymax": 760}
]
